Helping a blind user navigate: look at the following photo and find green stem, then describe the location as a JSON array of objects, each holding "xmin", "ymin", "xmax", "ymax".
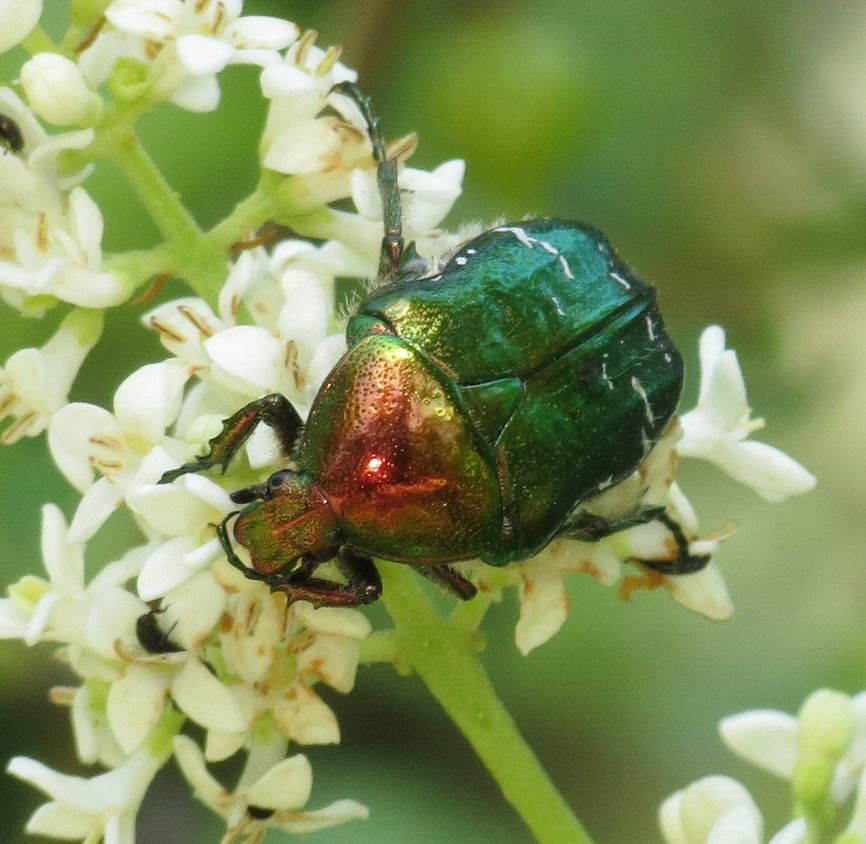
[
  {"xmin": 207, "ymin": 184, "xmax": 277, "ymax": 252},
  {"xmin": 359, "ymin": 629, "xmax": 401, "ymax": 665},
  {"xmin": 111, "ymin": 132, "xmax": 201, "ymax": 247},
  {"xmin": 110, "ymin": 133, "xmax": 225, "ymax": 303},
  {"xmin": 22, "ymin": 26, "xmax": 57, "ymax": 55},
  {"xmin": 378, "ymin": 562, "xmax": 595, "ymax": 844}
]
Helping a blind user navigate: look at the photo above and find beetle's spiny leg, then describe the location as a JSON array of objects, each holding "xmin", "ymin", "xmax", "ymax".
[
  {"xmin": 418, "ymin": 564, "xmax": 477, "ymax": 601},
  {"xmin": 559, "ymin": 505, "xmax": 667, "ymax": 542},
  {"xmin": 267, "ymin": 548, "xmax": 381, "ymax": 607},
  {"xmin": 159, "ymin": 393, "xmax": 303, "ymax": 484},
  {"xmin": 636, "ymin": 512, "xmax": 711, "ymax": 575},
  {"xmin": 330, "ymin": 81, "xmax": 403, "ymax": 278},
  {"xmin": 558, "ymin": 505, "xmax": 709, "ymax": 574},
  {"xmin": 333, "ymin": 548, "xmax": 383, "ymax": 603}
]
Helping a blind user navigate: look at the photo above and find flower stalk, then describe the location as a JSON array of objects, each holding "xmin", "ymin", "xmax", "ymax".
[{"xmin": 379, "ymin": 562, "xmax": 596, "ymax": 844}]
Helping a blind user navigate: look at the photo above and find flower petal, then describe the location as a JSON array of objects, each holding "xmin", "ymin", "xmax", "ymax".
[
  {"xmin": 719, "ymin": 710, "xmax": 799, "ymax": 778},
  {"xmin": 113, "ymin": 360, "xmax": 189, "ymax": 449},
  {"xmin": 245, "ymin": 754, "xmax": 313, "ymax": 811},
  {"xmin": 272, "ymin": 685, "xmax": 340, "ymax": 745},
  {"xmin": 107, "ymin": 665, "xmax": 171, "ymax": 754},
  {"xmin": 176, "ymin": 34, "xmax": 234, "ymax": 76},
  {"xmin": 171, "ymin": 657, "xmax": 246, "ymax": 733},
  {"xmin": 204, "ymin": 325, "xmax": 282, "ymax": 396},
  {"xmin": 715, "ymin": 440, "xmax": 816, "ymax": 502},
  {"xmin": 172, "ymin": 735, "xmax": 226, "ymax": 813},
  {"xmin": 271, "ymin": 798, "xmax": 369, "ymax": 833},
  {"xmin": 659, "ymin": 776, "xmax": 760, "ymax": 844},
  {"xmin": 664, "ymin": 562, "xmax": 734, "ymax": 621},
  {"xmin": 515, "ymin": 567, "xmax": 568, "ymax": 656}
]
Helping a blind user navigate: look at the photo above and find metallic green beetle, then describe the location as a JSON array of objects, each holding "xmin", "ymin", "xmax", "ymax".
[{"xmin": 161, "ymin": 84, "xmax": 703, "ymax": 606}]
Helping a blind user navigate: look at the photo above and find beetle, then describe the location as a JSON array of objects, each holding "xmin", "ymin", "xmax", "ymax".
[
  {"xmin": 0, "ymin": 113, "xmax": 24, "ymax": 155},
  {"xmin": 161, "ymin": 83, "xmax": 706, "ymax": 606}
]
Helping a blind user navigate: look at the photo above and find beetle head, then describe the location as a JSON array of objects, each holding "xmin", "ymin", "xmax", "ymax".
[{"xmin": 232, "ymin": 471, "xmax": 340, "ymax": 575}]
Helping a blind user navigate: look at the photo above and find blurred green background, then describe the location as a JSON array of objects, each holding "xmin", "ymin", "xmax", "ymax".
[{"xmin": 2, "ymin": 0, "xmax": 865, "ymax": 841}]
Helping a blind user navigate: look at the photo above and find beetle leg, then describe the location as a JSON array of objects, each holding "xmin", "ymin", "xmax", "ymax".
[
  {"xmin": 417, "ymin": 565, "xmax": 477, "ymax": 601},
  {"xmin": 268, "ymin": 548, "xmax": 382, "ymax": 607},
  {"xmin": 559, "ymin": 507, "xmax": 710, "ymax": 575},
  {"xmin": 558, "ymin": 505, "xmax": 667, "ymax": 542},
  {"xmin": 635, "ymin": 512, "xmax": 711, "ymax": 575},
  {"xmin": 330, "ymin": 81, "xmax": 403, "ymax": 278},
  {"xmin": 216, "ymin": 512, "xmax": 271, "ymax": 582},
  {"xmin": 160, "ymin": 393, "xmax": 303, "ymax": 483}
]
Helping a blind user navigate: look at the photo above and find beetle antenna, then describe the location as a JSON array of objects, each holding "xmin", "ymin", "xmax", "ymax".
[{"xmin": 331, "ymin": 81, "xmax": 403, "ymax": 278}]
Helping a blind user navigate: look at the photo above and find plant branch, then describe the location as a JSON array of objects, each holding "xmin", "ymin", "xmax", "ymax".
[{"xmin": 379, "ymin": 562, "xmax": 595, "ymax": 844}]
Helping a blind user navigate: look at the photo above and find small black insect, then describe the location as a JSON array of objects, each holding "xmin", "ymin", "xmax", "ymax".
[
  {"xmin": 0, "ymin": 113, "xmax": 24, "ymax": 155},
  {"xmin": 136, "ymin": 608, "xmax": 182, "ymax": 654}
]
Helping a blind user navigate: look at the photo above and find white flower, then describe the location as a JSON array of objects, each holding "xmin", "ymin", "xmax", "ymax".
[
  {"xmin": 145, "ymin": 245, "xmax": 349, "ymax": 424},
  {"xmin": 351, "ymin": 158, "xmax": 465, "ymax": 233},
  {"xmin": 512, "ymin": 538, "xmax": 622, "ymax": 655},
  {"xmin": 678, "ymin": 326, "xmax": 816, "ymax": 501},
  {"xmin": 0, "ymin": 504, "xmax": 147, "ymax": 657},
  {"xmin": 174, "ymin": 734, "xmax": 368, "ymax": 842},
  {"xmin": 47, "ymin": 358, "xmax": 208, "ymax": 557},
  {"xmin": 132, "ymin": 472, "xmax": 235, "ymax": 600},
  {"xmin": 0, "ymin": 308, "xmax": 102, "ymax": 444},
  {"xmin": 20, "ymin": 53, "xmax": 96, "ymax": 126},
  {"xmin": 205, "ymin": 592, "xmax": 369, "ymax": 757},
  {"xmin": 48, "ymin": 358, "xmax": 191, "ymax": 492},
  {"xmin": 8, "ymin": 745, "xmax": 167, "ymax": 843},
  {"xmin": 660, "ymin": 775, "xmax": 806, "ymax": 844},
  {"xmin": 260, "ymin": 34, "xmax": 362, "ymax": 177},
  {"xmin": 86, "ymin": 0, "xmax": 300, "ymax": 112},
  {"xmin": 720, "ymin": 690, "xmax": 866, "ymax": 803},
  {"xmin": 0, "ymin": 186, "xmax": 132, "ymax": 310},
  {"xmin": 0, "ymin": 0, "xmax": 42, "ymax": 53},
  {"xmin": 0, "ymin": 90, "xmax": 99, "ymax": 312}
]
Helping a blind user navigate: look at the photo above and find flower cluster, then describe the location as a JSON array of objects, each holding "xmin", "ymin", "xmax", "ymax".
[
  {"xmin": 0, "ymin": 2, "xmax": 472, "ymax": 838},
  {"xmin": 0, "ymin": 1, "xmax": 817, "ymax": 841},
  {"xmin": 661, "ymin": 689, "xmax": 866, "ymax": 843}
]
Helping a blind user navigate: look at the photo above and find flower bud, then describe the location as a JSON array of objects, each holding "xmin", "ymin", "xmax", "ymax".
[
  {"xmin": 794, "ymin": 689, "xmax": 855, "ymax": 811},
  {"xmin": 21, "ymin": 53, "xmax": 95, "ymax": 125},
  {"xmin": 798, "ymin": 689, "xmax": 855, "ymax": 760}
]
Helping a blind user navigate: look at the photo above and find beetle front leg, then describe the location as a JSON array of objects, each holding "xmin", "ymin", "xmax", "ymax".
[
  {"xmin": 269, "ymin": 548, "xmax": 382, "ymax": 607},
  {"xmin": 160, "ymin": 393, "xmax": 303, "ymax": 483}
]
